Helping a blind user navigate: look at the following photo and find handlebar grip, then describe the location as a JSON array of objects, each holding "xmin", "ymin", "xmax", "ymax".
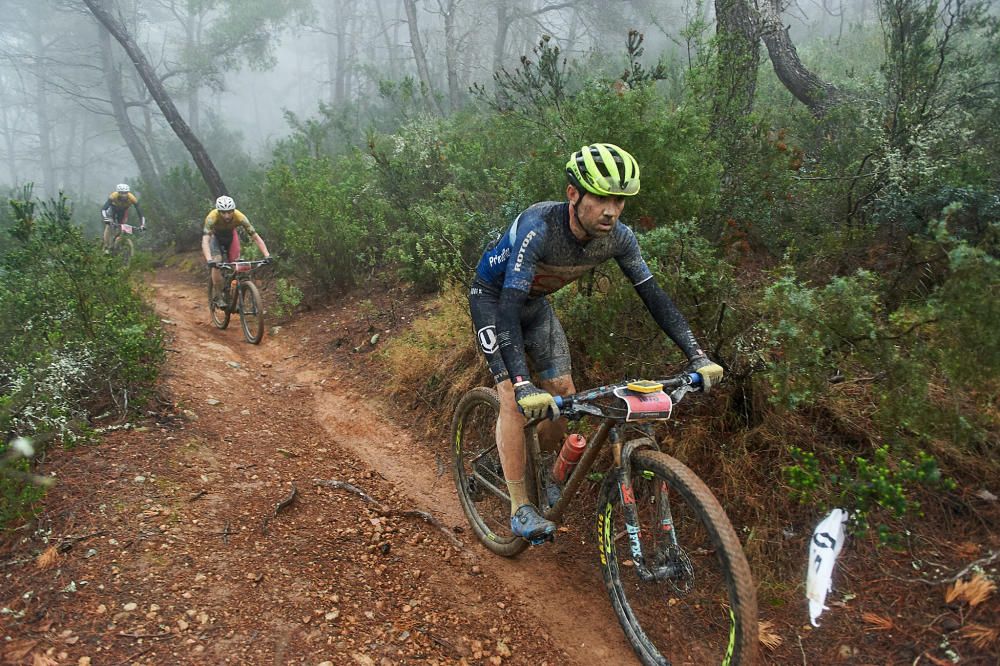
[
  {"xmin": 554, "ymin": 395, "xmax": 564, "ymax": 408},
  {"xmin": 689, "ymin": 373, "xmax": 703, "ymax": 385}
]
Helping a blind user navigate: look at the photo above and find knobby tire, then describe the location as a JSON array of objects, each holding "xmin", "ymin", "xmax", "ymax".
[
  {"xmin": 208, "ymin": 278, "xmax": 231, "ymax": 329},
  {"xmin": 451, "ymin": 387, "xmax": 529, "ymax": 558},
  {"xmin": 114, "ymin": 236, "xmax": 133, "ymax": 266},
  {"xmin": 239, "ymin": 281, "xmax": 264, "ymax": 344},
  {"xmin": 596, "ymin": 448, "xmax": 758, "ymax": 665}
]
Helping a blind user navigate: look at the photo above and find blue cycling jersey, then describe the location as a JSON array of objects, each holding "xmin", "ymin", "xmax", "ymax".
[{"xmin": 474, "ymin": 201, "xmax": 653, "ymax": 298}]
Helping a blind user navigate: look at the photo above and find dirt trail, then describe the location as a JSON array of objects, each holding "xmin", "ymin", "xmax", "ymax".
[{"xmin": 0, "ymin": 268, "xmax": 637, "ymax": 666}]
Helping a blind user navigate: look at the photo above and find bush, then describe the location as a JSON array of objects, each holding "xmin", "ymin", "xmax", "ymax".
[{"xmin": 0, "ymin": 192, "xmax": 165, "ymax": 528}]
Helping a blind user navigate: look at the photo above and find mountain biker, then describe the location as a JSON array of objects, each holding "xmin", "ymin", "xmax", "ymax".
[
  {"xmin": 100, "ymin": 183, "xmax": 145, "ymax": 251},
  {"xmin": 469, "ymin": 143, "xmax": 724, "ymax": 544},
  {"xmin": 202, "ymin": 195, "xmax": 272, "ymax": 307}
]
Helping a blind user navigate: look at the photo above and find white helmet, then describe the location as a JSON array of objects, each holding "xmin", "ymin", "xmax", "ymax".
[
  {"xmin": 116, "ymin": 183, "xmax": 130, "ymax": 193},
  {"xmin": 215, "ymin": 195, "xmax": 236, "ymax": 211}
]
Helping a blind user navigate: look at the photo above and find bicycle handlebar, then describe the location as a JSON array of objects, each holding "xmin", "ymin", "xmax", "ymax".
[{"xmin": 553, "ymin": 373, "xmax": 701, "ymax": 410}]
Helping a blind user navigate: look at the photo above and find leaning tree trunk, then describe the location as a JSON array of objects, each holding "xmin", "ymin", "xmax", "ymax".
[
  {"xmin": 759, "ymin": 0, "xmax": 841, "ymax": 116},
  {"xmin": 402, "ymin": 0, "xmax": 445, "ymax": 116},
  {"xmin": 83, "ymin": 0, "xmax": 227, "ymax": 197},
  {"xmin": 98, "ymin": 23, "xmax": 162, "ymax": 191}
]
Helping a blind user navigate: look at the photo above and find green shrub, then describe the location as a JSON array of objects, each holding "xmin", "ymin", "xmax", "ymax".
[{"xmin": 0, "ymin": 192, "xmax": 164, "ymax": 528}]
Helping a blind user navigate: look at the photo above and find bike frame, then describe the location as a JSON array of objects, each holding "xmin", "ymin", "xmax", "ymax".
[
  {"xmin": 215, "ymin": 260, "xmax": 266, "ymax": 311},
  {"xmin": 520, "ymin": 375, "xmax": 700, "ymax": 578}
]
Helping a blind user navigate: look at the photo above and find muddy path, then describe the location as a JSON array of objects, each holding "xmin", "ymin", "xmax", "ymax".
[{"xmin": 0, "ymin": 268, "xmax": 638, "ymax": 666}]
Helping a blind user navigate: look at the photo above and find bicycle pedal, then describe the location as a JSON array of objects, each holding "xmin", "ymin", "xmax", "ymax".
[{"xmin": 528, "ymin": 533, "xmax": 554, "ymax": 546}]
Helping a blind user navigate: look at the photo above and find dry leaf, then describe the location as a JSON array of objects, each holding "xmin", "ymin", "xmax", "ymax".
[
  {"xmin": 945, "ymin": 574, "xmax": 996, "ymax": 607},
  {"xmin": 960, "ymin": 623, "xmax": 999, "ymax": 649},
  {"xmin": 955, "ymin": 542, "xmax": 980, "ymax": 558},
  {"xmin": 2, "ymin": 639, "xmax": 39, "ymax": 662},
  {"xmin": 758, "ymin": 620, "xmax": 783, "ymax": 650},
  {"xmin": 922, "ymin": 653, "xmax": 955, "ymax": 666},
  {"xmin": 35, "ymin": 545, "xmax": 59, "ymax": 570},
  {"xmin": 862, "ymin": 611, "xmax": 894, "ymax": 631},
  {"xmin": 31, "ymin": 654, "xmax": 59, "ymax": 666}
]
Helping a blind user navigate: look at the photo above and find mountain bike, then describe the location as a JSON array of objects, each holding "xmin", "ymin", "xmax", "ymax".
[
  {"xmin": 208, "ymin": 259, "xmax": 270, "ymax": 344},
  {"xmin": 105, "ymin": 216, "xmax": 144, "ymax": 266},
  {"xmin": 451, "ymin": 373, "xmax": 758, "ymax": 665}
]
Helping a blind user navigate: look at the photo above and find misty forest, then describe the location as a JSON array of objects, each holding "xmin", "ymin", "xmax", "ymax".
[{"xmin": 1, "ymin": 0, "xmax": 998, "ymax": 663}]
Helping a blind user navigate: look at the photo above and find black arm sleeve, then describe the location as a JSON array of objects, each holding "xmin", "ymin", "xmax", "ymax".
[
  {"xmin": 496, "ymin": 287, "xmax": 532, "ymax": 382},
  {"xmin": 100, "ymin": 199, "xmax": 113, "ymax": 214},
  {"xmin": 634, "ymin": 278, "xmax": 703, "ymax": 359},
  {"xmin": 133, "ymin": 202, "xmax": 144, "ymax": 219}
]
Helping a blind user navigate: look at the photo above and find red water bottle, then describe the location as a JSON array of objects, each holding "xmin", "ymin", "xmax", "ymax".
[{"xmin": 552, "ymin": 434, "xmax": 587, "ymax": 484}]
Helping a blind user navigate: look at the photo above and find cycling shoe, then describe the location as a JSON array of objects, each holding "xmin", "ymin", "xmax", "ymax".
[
  {"xmin": 544, "ymin": 482, "xmax": 562, "ymax": 509},
  {"xmin": 511, "ymin": 504, "xmax": 556, "ymax": 545}
]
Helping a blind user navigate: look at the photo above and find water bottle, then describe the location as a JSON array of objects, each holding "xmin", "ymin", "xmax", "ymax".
[{"xmin": 551, "ymin": 434, "xmax": 587, "ymax": 484}]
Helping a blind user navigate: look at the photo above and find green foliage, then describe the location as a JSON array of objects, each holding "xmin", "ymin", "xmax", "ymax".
[
  {"xmin": 783, "ymin": 444, "xmax": 954, "ymax": 541},
  {"xmin": 270, "ymin": 277, "xmax": 304, "ymax": 319},
  {"xmin": 389, "ymin": 185, "xmax": 490, "ymax": 292},
  {"xmin": 0, "ymin": 191, "xmax": 164, "ymax": 528},
  {"xmin": 760, "ymin": 267, "xmax": 883, "ymax": 408},
  {"xmin": 252, "ymin": 154, "xmax": 381, "ymax": 289}
]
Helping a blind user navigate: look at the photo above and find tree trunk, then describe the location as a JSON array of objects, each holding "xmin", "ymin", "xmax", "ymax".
[
  {"xmin": 713, "ymin": 0, "xmax": 761, "ymax": 122},
  {"xmin": 98, "ymin": 23, "xmax": 162, "ymax": 190},
  {"xmin": 493, "ymin": 0, "xmax": 511, "ymax": 75},
  {"xmin": 759, "ymin": 0, "xmax": 841, "ymax": 116},
  {"xmin": 185, "ymin": 15, "xmax": 201, "ymax": 136},
  {"xmin": 83, "ymin": 0, "xmax": 227, "ymax": 197},
  {"xmin": 402, "ymin": 0, "xmax": 444, "ymax": 116},
  {"xmin": 440, "ymin": 0, "xmax": 461, "ymax": 112},
  {"xmin": 0, "ymin": 100, "xmax": 19, "ymax": 187},
  {"xmin": 30, "ymin": 25, "xmax": 56, "ymax": 197}
]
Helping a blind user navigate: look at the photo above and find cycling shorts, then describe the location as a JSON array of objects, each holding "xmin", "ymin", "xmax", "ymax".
[
  {"xmin": 208, "ymin": 229, "xmax": 240, "ymax": 263},
  {"xmin": 468, "ymin": 282, "xmax": 572, "ymax": 386}
]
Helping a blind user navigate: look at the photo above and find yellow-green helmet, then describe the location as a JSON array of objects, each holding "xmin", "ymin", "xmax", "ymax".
[{"xmin": 565, "ymin": 143, "xmax": 640, "ymax": 197}]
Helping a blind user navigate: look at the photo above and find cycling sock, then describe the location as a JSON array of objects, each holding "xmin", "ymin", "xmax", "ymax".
[{"xmin": 507, "ymin": 479, "xmax": 530, "ymax": 515}]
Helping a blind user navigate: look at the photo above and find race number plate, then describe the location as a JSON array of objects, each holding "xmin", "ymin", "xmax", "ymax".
[
  {"xmin": 613, "ymin": 387, "xmax": 673, "ymax": 421},
  {"xmin": 234, "ymin": 262, "xmax": 252, "ymax": 272},
  {"xmin": 120, "ymin": 224, "xmax": 133, "ymax": 234}
]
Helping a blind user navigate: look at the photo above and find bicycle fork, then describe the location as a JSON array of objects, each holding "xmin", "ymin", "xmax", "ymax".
[{"xmin": 617, "ymin": 438, "xmax": 687, "ymax": 584}]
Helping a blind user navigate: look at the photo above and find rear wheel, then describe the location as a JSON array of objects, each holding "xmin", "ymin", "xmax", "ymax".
[
  {"xmin": 239, "ymin": 281, "xmax": 264, "ymax": 344},
  {"xmin": 208, "ymin": 278, "xmax": 231, "ymax": 329},
  {"xmin": 597, "ymin": 448, "xmax": 758, "ymax": 665},
  {"xmin": 451, "ymin": 387, "xmax": 529, "ymax": 557}
]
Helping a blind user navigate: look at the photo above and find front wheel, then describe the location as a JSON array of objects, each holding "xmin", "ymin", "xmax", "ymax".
[
  {"xmin": 113, "ymin": 235, "xmax": 133, "ymax": 266},
  {"xmin": 208, "ymin": 278, "xmax": 231, "ymax": 329},
  {"xmin": 451, "ymin": 387, "xmax": 528, "ymax": 558},
  {"xmin": 239, "ymin": 281, "xmax": 264, "ymax": 344},
  {"xmin": 597, "ymin": 448, "xmax": 758, "ymax": 665}
]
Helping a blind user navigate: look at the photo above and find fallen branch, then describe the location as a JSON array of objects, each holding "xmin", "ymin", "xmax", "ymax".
[
  {"xmin": 56, "ymin": 531, "xmax": 105, "ymax": 552},
  {"xmin": 188, "ymin": 490, "xmax": 207, "ymax": 502},
  {"xmin": 892, "ymin": 550, "xmax": 1000, "ymax": 585},
  {"xmin": 314, "ymin": 479, "xmax": 463, "ymax": 549},
  {"xmin": 117, "ymin": 631, "xmax": 173, "ymax": 640},
  {"xmin": 261, "ymin": 485, "xmax": 297, "ymax": 534}
]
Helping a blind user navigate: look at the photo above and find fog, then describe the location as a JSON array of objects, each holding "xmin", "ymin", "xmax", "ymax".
[{"xmin": 0, "ymin": 0, "xmax": 895, "ymax": 207}]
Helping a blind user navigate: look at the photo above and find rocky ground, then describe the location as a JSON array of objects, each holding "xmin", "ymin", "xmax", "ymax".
[{"xmin": 1, "ymin": 266, "xmax": 997, "ymax": 665}]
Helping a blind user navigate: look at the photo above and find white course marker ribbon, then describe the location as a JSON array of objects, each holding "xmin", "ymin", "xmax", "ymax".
[{"xmin": 806, "ymin": 508, "xmax": 848, "ymax": 626}]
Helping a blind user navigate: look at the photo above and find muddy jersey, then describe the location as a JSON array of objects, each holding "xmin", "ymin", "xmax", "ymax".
[
  {"xmin": 203, "ymin": 209, "xmax": 256, "ymax": 236},
  {"xmin": 474, "ymin": 201, "xmax": 653, "ymax": 298}
]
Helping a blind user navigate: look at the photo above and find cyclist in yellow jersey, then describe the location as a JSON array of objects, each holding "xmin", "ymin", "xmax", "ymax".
[
  {"xmin": 100, "ymin": 183, "xmax": 145, "ymax": 251},
  {"xmin": 202, "ymin": 195, "xmax": 271, "ymax": 307}
]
